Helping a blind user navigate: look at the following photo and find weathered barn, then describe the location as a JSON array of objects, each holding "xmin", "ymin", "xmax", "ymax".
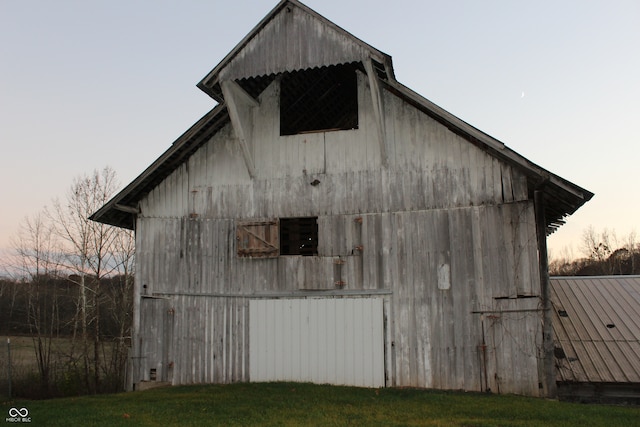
[
  {"xmin": 91, "ymin": 0, "xmax": 593, "ymax": 396},
  {"xmin": 551, "ymin": 276, "xmax": 640, "ymax": 404}
]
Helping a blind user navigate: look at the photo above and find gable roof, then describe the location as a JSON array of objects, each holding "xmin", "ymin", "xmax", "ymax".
[
  {"xmin": 197, "ymin": 0, "xmax": 394, "ymax": 102},
  {"xmin": 551, "ymin": 276, "xmax": 640, "ymax": 385},
  {"xmin": 90, "ymin": 0, "xmax": 593, "ymax": 231}
]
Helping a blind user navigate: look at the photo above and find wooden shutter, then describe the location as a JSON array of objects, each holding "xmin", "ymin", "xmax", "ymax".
[{"xmin": 236, "ymin": 219, "xmax": 279, "ymax": 258}]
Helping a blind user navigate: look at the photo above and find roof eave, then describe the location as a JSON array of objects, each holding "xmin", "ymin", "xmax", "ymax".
[
  {"xmin": 382, "ymin": 79, "xmax": 594, "ymax": 232},
  {"xmin": 90, "ymin": 103, "xmax": 230, "ymax": 229}
]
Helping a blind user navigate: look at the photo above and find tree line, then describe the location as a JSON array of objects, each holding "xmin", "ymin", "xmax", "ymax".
[
  {"xmin": 1, "ymin": 167, "xmax": 134, "ymax": 398},
  {"xmin": 0, "ymin": 274, "xmax": 131, "ymax": 338},
  {"xmin": 550, "ymin": 227, "xmax": 640, "ymax": 276}
]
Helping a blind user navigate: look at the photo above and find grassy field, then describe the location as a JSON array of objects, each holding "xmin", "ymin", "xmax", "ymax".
[
  {"xmin": 1, "ymin": 336, "xmax": 39, "ymax": 366},
  {"xmin": 0, "ymin": 335, "xmax": 75, "ymax": 371},
  {"xmin": 0, "ymin": 336, "xmax": 42, "ymax": 393},
  {"xmin": 0, "ymin": 335, "xmax": 128, "ymax": 398},
  {"xmin": 2, "ymin": 382, "xmax": 639, "ymax": 426}
]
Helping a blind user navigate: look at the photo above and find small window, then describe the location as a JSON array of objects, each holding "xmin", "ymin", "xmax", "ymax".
[
  {"xmin": 280, "ymin": 217, "xmax": 318, "ymax": 256},
  {"xmin": 280, "ymin": 64, "xmax": 358, "ymax": 135}
]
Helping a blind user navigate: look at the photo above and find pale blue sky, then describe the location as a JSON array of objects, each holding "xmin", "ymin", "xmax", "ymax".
[{"xmin": 1, "ymin": 0, "xmax": 638, "ymax": 258}]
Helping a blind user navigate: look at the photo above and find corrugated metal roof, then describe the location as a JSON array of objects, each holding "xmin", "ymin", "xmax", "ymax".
[{"xmin": 551, "ymin": 276, "xmax": 640, "ymax": 384}]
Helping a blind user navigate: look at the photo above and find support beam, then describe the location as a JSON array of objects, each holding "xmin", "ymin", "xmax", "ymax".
[
  {"xmin": 220, "ymin": 80, "xmax": 258, "ymax": 178},
  {"xmin": 534, "ymin": 189, "xmax": 557, "ymax": 398},
  {"xmin": 364, "ymin": 58, "xmax": 388, "ymax": 167}
]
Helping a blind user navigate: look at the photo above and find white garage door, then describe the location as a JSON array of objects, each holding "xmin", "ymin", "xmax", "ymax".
[{"xmin": 249, "ymin": 297, "xmax": 384, "ymax": 387}]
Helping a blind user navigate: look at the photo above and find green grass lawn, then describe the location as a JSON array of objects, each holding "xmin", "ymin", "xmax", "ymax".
[{"xmin": 2, "ymin": 382, "xmax": 639, "ymax": 426}]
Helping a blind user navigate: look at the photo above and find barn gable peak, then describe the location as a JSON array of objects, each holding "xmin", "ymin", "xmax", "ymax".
[
  {"xmin": 90, "ymin": 1, "xmax": 593, "ymax": 233},
  {"xmin": 197, "ymin": 0, "xmax": 394, "ymax": 102}
]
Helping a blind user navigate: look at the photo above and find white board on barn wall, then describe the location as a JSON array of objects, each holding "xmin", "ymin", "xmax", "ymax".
[{"xmin": 249, "ymin": 297, "xmax": 384, "ymax": 388}]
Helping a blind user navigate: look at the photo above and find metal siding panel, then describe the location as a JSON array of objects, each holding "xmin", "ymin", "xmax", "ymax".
[
  {"xmin": 249, "ymin": 297, "xmax": 384, "ymax": 387},
  {"xmin": 249, "ymin": 299, "xmax": 263, "ymax": 381},
  {"xmin": 333, "ymin": 297, "xmax": 348, "ymax": 384}
]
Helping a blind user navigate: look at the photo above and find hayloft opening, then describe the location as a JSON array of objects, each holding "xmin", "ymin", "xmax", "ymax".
[
  {"xmin": 280, "ymin": 63, "xmax": 358, "ymax": 135},
  {"xmin": 279, "ymin": 217, "xmax": 318, "ymax": 256},
  {"xmin": 236, "ymin": 217, "xmax": 318, "ymax": 258}
]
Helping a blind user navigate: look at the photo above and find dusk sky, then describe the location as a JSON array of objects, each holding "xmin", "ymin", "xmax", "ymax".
[{"xmin": 1, "ymin": 0, "xmax": 638, "ymax": 260}]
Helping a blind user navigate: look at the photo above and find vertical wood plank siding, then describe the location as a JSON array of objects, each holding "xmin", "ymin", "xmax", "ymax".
[{"xmin": 135, "ymin": 73, "xmax": 542, "ymax": 395}]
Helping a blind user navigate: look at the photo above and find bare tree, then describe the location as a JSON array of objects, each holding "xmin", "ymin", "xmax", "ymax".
[
  {"xmin": 100, "ymin": 226, "xmax": 135, "ymax": 389},
  {"xmin": 47, "ymin": 166, "xmax": 130, "ymax": 393},
  {"xmin": 2, "ymin": 166, "xmax": 135, "ymax": 397},
  {"xmin": 10, "ymin": 211, "xmax": 64, "ymax": 392},
  {"xmin": 581, "ymin": 226, "xmax": 613, "ymax": 263},
  {"xmin": 581, "ymin": 226, "xmax": 618, "ymax": 274},
  {"xmin": 621, "ymin": 231, "xmax": 639, "ymax": 274},
  {"xmin": 551, "ymin": 227, "xmax": 639, "ymax": 276}
]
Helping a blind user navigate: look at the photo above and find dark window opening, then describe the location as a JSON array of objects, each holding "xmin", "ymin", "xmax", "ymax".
[
  {"xmin": 280, "ymin": 63, "xmax": 358, "ymax": 135},
  {"xmin": 280, "ymin": 217, "xmax": 318, "ymax": 256}
]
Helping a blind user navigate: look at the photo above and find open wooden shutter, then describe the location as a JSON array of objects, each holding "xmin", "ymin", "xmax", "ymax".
[{"xmin": 236, "ymin": 219, "xmax": 279, "ymax": 258}]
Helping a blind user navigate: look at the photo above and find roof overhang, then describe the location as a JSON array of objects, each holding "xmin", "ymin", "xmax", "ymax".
[
  {"xmin": 382, "ymin": 79, "xmax": 593, "ymax": 234},
  {"xmin": 89, "ymin": 103, "xmax": 230, "ymax": 229}
]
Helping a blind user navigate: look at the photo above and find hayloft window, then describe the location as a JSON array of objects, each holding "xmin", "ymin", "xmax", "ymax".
[
  {"xmin": 279, "ymin": 217, "xmax": 318, "ymax": 256},
  {"xmin": 280, "ymin": 63, "xmax": 358, "ymax": 135},
  {"xmin": 236, "ymin": 217, "xmax": 318, "ymax": 257}
]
